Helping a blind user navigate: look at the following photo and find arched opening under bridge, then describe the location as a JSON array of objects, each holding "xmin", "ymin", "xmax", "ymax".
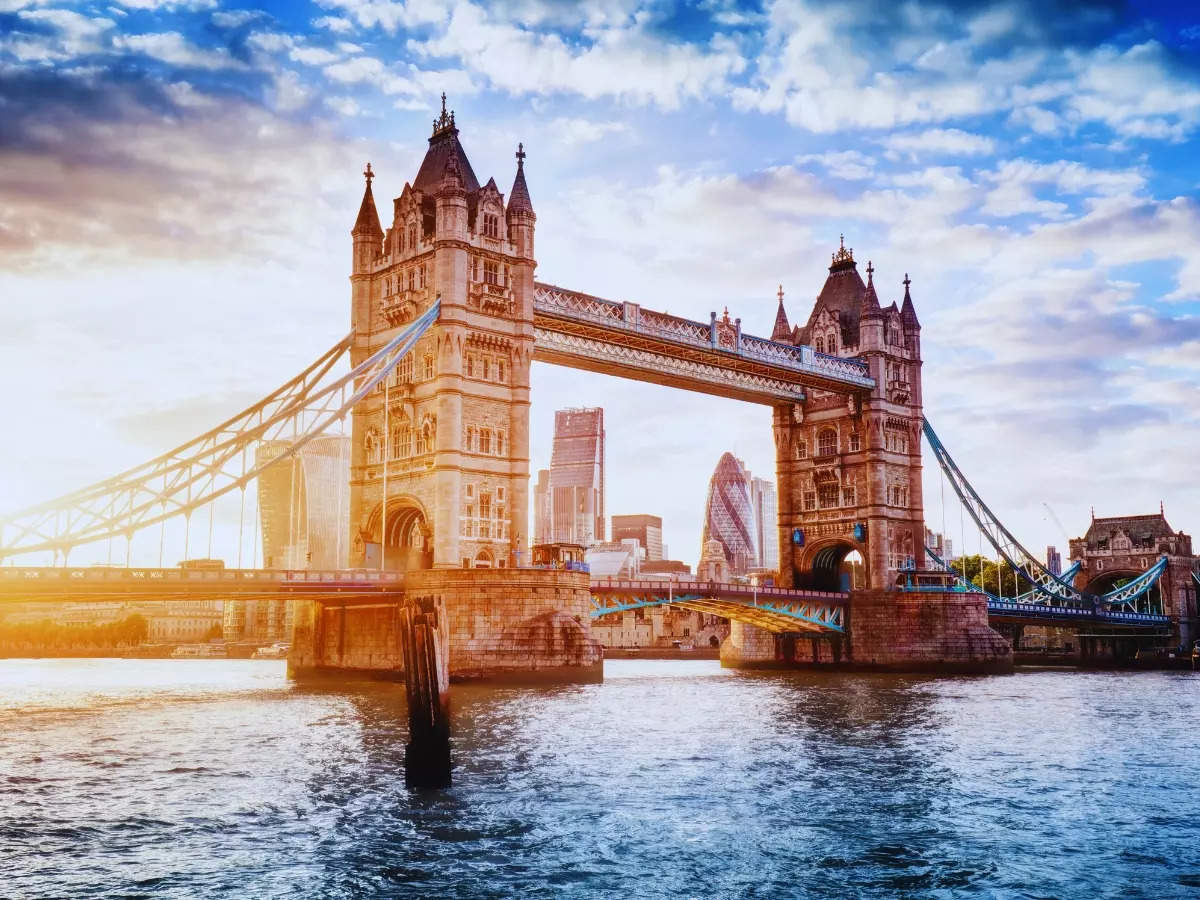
[
  {"xmin": 803, "ymin": 542, "xmax": 866, "ymax": 593},
  {"xmin": 1084, "ymin": 569, "xmax": 1162, "ymax": 611},
  {"xmin": 363, "ymin": 501, "xmax": 432, "ymax": 572}
]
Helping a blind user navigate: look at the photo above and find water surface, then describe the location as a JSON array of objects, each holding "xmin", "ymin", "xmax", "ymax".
[{"xmin": 2, "ymin": 659, "xmax": 1198, "ymax": 898}]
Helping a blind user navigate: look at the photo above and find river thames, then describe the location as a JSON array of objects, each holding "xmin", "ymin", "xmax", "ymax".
[{"xmin": 2, "ymin": 658, "xmax": 1198, "ymax": 898}]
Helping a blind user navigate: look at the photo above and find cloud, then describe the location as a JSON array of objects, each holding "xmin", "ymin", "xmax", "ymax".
[
  {"xmin": 0, "ymin": 66, "xmax": 364, "ymax": 271},
  {"xmin": 549, "ymin": 117, "xmax": 628, "ymax": 147},
  {"xmin": 882, "ymin": 128, "xmax": 996, "ymax": 160},
  {"xmin": 313, "ymin": 0, "xmax": 448, "ymax": 33},
  {"xmin": 114, "ymin": 31, "xmax": 246, "ymax": 70},
  {"xmin": 796, "ymin": 150, "xmax": 877, "ymax": 180},
  {"xmin": 409, "ymin": 0, "xmax": 746, "ymax": 108}
]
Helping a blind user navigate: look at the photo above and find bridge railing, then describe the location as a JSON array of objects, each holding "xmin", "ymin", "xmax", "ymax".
[
  {"xmin": 534, "ymin": 283, "xmax": 873, "ymax": 388},
  {"xmin": 0, "ymin": 567, "xmax": 406, "ymax": 585}
]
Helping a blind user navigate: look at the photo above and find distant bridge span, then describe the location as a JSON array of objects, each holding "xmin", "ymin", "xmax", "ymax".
[{"xmin": 590, "ymin": 579, "xmax": 847, "ymax": 634}]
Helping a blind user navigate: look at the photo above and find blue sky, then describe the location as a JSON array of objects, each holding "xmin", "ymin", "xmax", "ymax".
[{"xmin": 1, "ymin": 0, "xmax": 1199, "ymax": 566}]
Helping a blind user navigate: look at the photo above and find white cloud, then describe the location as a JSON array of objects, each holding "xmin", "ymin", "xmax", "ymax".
[
  {"xmin": 795, "ymin": 150, "xmax": 876, "ymax": 180},
  {"xmin": 314, "ymin": 0, "xmax": 448, "ymax": 33},
  {"xmin": 882, "ymin": 128, "xmax": 996, "ymax": 160},
  {"xmin": 313, "ymin": 15, "xmax": 355, "ymax": 33},
  {"xmin": 115, "ymin": 31, "xmax": 245, "ymax": 70},
  {"xmin": 290, "ymin": 45, "xmax": 341, "ymax": 66},
  {"xmin": 549, "ymin": 117, "xmax": 629, "ymax": 147},
  {"xmin": 211, "ymin": 9, "xmax": 260, "ymax": 28},
  {"xmin": 410, "ymin": 0, "xmax": 745, "ymax": 109}
]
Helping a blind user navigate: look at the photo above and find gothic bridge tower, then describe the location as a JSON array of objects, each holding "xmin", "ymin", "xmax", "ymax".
[
  {"xmin": 771, "ymin": 239, "xmax": 925, "ymax": 591},
  {"xmin": 348, "ymin": 97, "xmax": 536, "ymax": 571}
]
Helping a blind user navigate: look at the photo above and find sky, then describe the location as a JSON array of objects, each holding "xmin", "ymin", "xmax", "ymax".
[{"xmin": 1, "ymin": 0, "xmax": 1199, "ymax": 568}]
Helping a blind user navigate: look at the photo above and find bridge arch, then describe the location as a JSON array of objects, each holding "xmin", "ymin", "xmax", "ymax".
[
  {"xmin": 364, "ymin": 497, "xmax": 432, "ymax": 572},
  {"xmin": 1084, "ymin": 568, "xmax": 1162, "ymax": 609},
  {"xmin": 800, "ymin": 539, "xmax": 867, "ymax": 593}
]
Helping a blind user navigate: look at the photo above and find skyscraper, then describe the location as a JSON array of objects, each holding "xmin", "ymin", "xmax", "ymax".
[
  {"xmin": 225, "ymin": 434, "xmax": 350, "ymax": 642},
  {"xmin": 533, "ymin": 469, "xmax": 552, "ymax": 545},
  {"xmin": 611, "ymin": 514, "xmax": 664, "ymax": 561},
  {"xmin": 701, "ymin": 453, "xmax": 757, "ymax": 575},
  {"xmin": 549, "ymin": 408, "xmax": 605, "ymax": 546},
  {"xmin": 748, "ymin": 477, "xmax": 779, "ymax": 570}
]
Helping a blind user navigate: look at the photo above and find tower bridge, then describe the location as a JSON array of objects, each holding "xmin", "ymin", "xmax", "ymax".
[{"xmin": 2, "ymin": 98, "xmax": 1190, "ymax": 678}]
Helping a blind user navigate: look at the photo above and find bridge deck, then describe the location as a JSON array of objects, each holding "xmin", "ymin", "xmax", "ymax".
[
  {"xmin": 0, "ymin": 567, "xmax": 405, "ymax": 601},
  {"xmin": 533, "ymin": 282, "xmax": 874, "ymax": 404},
  {"xmin": 591, "ymin": 579, "xmax": 848, "ymax": 634}
]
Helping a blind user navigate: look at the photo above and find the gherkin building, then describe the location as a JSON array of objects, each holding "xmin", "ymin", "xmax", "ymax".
[{"xmin": 701, "ymin": 453, "xmax": 757, "ymax": 575}]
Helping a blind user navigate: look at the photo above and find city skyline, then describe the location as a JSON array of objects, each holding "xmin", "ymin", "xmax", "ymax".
[{"xmin": 2, "ymin": 1, "xmax": 1199, "ymax": 570}]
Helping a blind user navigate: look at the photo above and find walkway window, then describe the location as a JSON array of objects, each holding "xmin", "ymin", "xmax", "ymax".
[
  {"xmin": 817, "ymin": 429, "xmax": 837, "ymax": 457},
  {"xmin": 818, "ymin": 483, "xmax": 839, "ymax": 509}
]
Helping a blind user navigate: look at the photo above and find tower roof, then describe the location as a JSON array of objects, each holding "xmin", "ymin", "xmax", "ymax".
[
  {"xmin": 508, "ymin": 142, "xmax": 534, "ymax": 216},
  {"xmin": 412, "ymin": 94, "xmax": 480, "ymax": 195},
  {"xmin": 900, "ymin": 273, "xmax": 920, "ymax": 328},
  {"xmin": 770, "ymin": 284, "xmax": 791, "ymax": 341},
  {"xmin": 802, "ymin": 236, "xmax": 867, "ymax": 345},
  {"xmin": 352, "ymin": 162, "xmax": 383, "ymax": 236}
]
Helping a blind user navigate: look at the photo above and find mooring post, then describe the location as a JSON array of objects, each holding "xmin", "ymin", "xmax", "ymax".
[{"xmin": 400, "ymin": 594, "xmax": 451, "ymax": 788}]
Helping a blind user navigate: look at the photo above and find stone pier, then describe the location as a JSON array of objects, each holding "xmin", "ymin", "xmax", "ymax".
[
  {"xmin": 288, "ymin": 568, "xmax": 603, "ymax": 683},
  {"xmin": 720, "ymin": 589, "xmax": 1012, "ymax": 674}
]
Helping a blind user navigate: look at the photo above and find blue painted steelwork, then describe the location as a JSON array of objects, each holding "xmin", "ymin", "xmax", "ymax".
[
  {"xmin": 922, "ymin": 418, "xmax": 1167, "ymax": 614},
  {"xmin": 589, "ymin": 579, "xmax": 846, "ymax": 633},
  {"xmin": 909, "ymin": 544, "xmax": 1170, "ymax": 627}
]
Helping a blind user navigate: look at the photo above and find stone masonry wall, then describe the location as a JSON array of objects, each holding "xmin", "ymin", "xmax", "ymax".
[
  {"xmin": 846, "ymin": 590, "xmax": 1011, "ymax": 673},
  {"xmin": 405, "ymin": 568, "xmax": 602, "ymax": 681}
]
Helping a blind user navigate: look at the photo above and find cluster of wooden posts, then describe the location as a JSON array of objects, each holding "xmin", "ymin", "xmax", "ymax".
[{"xmin": 399, "ymin": 595, "xmax": 451, "ymax": 788}]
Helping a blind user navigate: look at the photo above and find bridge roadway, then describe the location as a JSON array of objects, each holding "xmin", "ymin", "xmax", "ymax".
[
  {"xmin": 590, "ymin": 579, "xmax": 848, "ymax": 634},
  {"xmin": 0, "ymin": 567, "xmax": 1169, "ymax": 635},
  {"xmin": 0, "ymin": 566, "xmax": 405, "ymax": 603}
]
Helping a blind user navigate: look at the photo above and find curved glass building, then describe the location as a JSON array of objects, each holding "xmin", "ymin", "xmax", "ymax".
[{"xmin": 701, "ymin": 453, "xmax": 758, "ymax": 575}]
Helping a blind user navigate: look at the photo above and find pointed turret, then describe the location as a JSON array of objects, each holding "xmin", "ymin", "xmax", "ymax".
[
  {"xmin": 352, "ymin": 162, "xmax": 382, "ymax": 276},
  {"xmin": 507, "ymin": 142, "xmax": 536, "ymax": 259},
  {"xmin": 508, "ymin": 142, "xmax": 534, "ymax": 216},
  {"xmin": 770, "ymin": 284, "xmax": 791, "ymax": 342},
  {"xmin": 860, "ymin": 261, "xmax": 883, "ymax": 319},
  {"xmin": 414, "ymin": 93, "xmax": 480, "ymax": 195},
  {"xmin": 353, "ymin": 162, "xmax": 383, "ymax": 238},
  {"xmin": 900, "ymin": 273, "xmax": 920, "ymax": 328}
]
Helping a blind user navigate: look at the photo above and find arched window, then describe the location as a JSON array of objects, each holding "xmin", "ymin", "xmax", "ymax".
[
  {"xmin": 389, "ymin": 421, "xmax": 405, "ymax": 459},
  {"xmin": 495, "ymin": 431, "xmax": 505, "ymax": 456},
  {"xmin": 817, "ymin": 428, "xmax": 837, "ymax": 457},
  {"xmin": 827, "ymin": 333, "xmax": 837, "ymax": 354},
  {"xmin": 795, "ymin": 440, "xmax": 807, "ymax": 460},
  {"xmin": 364, "ymin": 428, "xmax": 382, "ymax": 464},
  {"xmin": 465, "ymin": 426, "xmax": 475, "ymax": 452},
  {"xmin": 479, "ymin": 429, "xmax": 491, "ymax": 454},
  {"xmin": 407, "ymin": 224, "xmax": 416, "ymax": 249},
  {"xmin": 815, "ymin": 337, "xmax": 824, "ymax": 354}
]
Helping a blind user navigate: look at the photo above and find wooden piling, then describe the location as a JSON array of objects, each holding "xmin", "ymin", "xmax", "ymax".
[{"xmin": 400, "ymin": 594, "xmax": 451, "ymax": 788}]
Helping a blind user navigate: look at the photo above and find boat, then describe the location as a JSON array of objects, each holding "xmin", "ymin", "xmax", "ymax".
[{"xmin": 252, "ymin": 642, "xmax": 290, "ymax": 660}]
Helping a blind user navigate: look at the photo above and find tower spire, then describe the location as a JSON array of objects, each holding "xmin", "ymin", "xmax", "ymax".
[
  {"xmin": 352, "ymin": 161, "xmax": 382, "ymax": 237},
  {"xmin": 900, "ymin": 271, "xmax": 920, "ymax": 328},
  {"xmin": 771, "ymin": 284, "xmax": 791, "ymax": 342},
  {"xmin": 508, "ymin": 141, "xmax": 534, "ymax": 216}
]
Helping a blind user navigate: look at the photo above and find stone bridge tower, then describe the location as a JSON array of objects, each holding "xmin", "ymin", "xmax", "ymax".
[
  {"xmin": 348, "ymin": 98, "xmax": 536, "ymax": 572},
  {"xmin": 770, "ymin": 240, "xmax": 925, "ymax": 591}
]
